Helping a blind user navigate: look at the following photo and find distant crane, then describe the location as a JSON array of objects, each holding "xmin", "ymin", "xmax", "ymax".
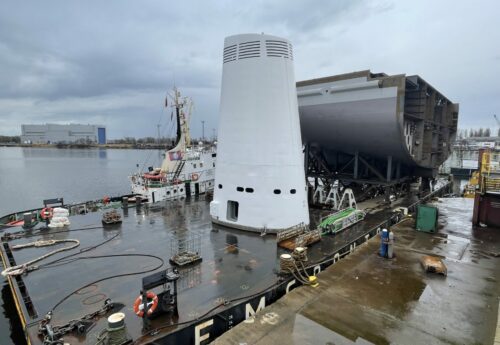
[{"xmin": 494, "ymin": 114, "xmax": 500, "ymax": 126}]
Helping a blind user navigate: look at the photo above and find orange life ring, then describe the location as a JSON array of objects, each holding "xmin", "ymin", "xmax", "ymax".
[
  {"xmin": 40, "ymin": 207, "xmax": 53, "ymax": 220},
  {"xmin": 191, "ymin": 173, "xmax": 199, "ymax": 181},
  {"xmin": 133, "ymin": 291, "xmax": 158, "ymax": 317}
]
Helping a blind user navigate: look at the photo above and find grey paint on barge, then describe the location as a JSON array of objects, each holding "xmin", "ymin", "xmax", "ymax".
[
  {"xmin": 214, "ymin": 198, "xmax": 500, "ymax": 345},
  {"xmin": 0, "ymin": 193, "xmax": 432, "ymax": 344}
]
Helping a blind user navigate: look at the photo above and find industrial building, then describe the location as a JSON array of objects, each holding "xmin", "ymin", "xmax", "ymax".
[{"xmin": 21, "ymin": 124, "xmax": 106, "ymax": 144}]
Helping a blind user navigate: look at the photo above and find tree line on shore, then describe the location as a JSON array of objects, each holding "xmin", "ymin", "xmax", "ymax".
[
  {"xmin": 3, "ymin": 128, "xmax": 497, "ymax": 146},
  {"xmin": 456, "ymin": 128, "xmax": 499, "ymax": 139},
  {"xmin": 0, "ymin": 136, "xmax": 21, "ymax": 143},
  {"xmin": 0, "ymin": 135, "xmax": 215, "ymax": 146}
]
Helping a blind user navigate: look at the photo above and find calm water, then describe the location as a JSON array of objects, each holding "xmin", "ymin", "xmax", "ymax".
[{"xmin": 0, "ymin": 147, "xmax": 162, "ymax": 345}]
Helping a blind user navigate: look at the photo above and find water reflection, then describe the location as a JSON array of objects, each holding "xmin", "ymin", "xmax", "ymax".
[
  {"xmin": 0, "ymin": 147, "xmax": 159, "ymax": 215},
  {"xmin": 209, "ymin": 224, "xmax": 278, "ymax": 297},
  {"xmin": 98, "ymin": 149, "xmax": 107, "ymax": 159},
  {"xmin": 226, "ymin": 234, "xmax": 239, "ymax": 254},
  {"xmin": 21, "ymin": 147, "xmax": 103, "ymax": 159}
]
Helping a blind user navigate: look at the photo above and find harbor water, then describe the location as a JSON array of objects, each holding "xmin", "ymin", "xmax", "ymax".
[{"xmin": 0, "ymin": 146, "xmax": 161, "ymax": 345}]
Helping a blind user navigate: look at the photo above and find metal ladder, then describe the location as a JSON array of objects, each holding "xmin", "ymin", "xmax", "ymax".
[{"xmin": 173, "ymin": 161, "xmax": 185, "ymax": 181}]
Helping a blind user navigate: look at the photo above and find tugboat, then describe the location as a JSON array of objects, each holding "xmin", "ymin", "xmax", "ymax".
[{"xmin": 130, "ymin": 88, "xmax": 216, "ymax": 203}]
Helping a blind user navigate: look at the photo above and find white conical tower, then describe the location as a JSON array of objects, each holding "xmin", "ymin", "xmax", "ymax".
[{"xmin": 210, "ymin": 33, "xmax": 309, "ymax": 232}]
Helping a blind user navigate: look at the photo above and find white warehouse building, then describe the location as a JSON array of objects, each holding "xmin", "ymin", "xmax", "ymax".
[{"xmin": 21, "ymin": 124, "xmax": 107, "ymax": 144}]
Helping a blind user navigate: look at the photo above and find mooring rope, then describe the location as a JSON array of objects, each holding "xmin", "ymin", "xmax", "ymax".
[
  {"xmin": 292, "ymin": 246, "xmax": 308, "ymax": 262},
  {"xmin": 279, "ymin": 250, "xmax": 313, "ymax": 285},
  {"xmin": 95, "ymin": 324, "xmax": 128, "ymax": 345},
  {"xmin": 1, "ymin": 239, "xmax": 80, "ymax": 277}
]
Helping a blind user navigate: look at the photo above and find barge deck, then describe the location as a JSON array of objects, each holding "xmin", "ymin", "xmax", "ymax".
[
  {"xmin": 215, "ymin": 198, "xmax": 500, "ymax": 345},
  {"xmin": 0, "ymin": 186, "xmax": 452, "ymax": 345}
]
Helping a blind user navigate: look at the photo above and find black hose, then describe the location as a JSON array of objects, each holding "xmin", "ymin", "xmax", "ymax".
[
  {"xmin": 19, "ymin": 232, "xmax": 159, "ymax": 314},
  {"xmin": 49, "ymin": 253, "xmax": 165, "ymax": 312}
]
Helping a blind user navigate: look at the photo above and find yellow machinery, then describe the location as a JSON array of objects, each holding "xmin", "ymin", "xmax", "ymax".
[
  {"xmin": 480, "ymin": 150, "xmax": 500, "ymax": 194},
  {"xmin": 463, "ymin": 171, "xmax": 479, "ymax": 198},
  {"xmin": 463, "ymin": 149, "xmax": 500, "ymax": 197},
  {"xmin": 472, "ymin": 148, "xmax": 500, "ymax": 227}
]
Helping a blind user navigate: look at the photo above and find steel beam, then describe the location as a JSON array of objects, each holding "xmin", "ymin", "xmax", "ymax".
[{"xmin": 358, "ymin": 156, "xmax": 385, "ymax": 182}]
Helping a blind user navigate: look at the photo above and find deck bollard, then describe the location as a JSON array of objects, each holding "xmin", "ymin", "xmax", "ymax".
[{"xmin": 23, "ymin": 213, "xmax": 32, "ymax": 228}]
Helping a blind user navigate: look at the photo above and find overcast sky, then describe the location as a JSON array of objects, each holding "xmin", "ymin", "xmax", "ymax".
[{"xmin": 0, "ymin": 0, "xmax": 499, "ymax": 139}]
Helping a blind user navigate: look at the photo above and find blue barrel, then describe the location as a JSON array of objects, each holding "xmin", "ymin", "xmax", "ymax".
[{"xmin": 380, "ymin": 229, "xmax": 388, "ymax": 257}]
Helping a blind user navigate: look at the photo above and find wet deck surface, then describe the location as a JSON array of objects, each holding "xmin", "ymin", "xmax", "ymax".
[
  {"xmin": 1, "ymin": 194, "xmax": 433, "ymax": 344},
  {"xmin": 214, "ymin": 198, "xmax": 500, "ymax": 345}
]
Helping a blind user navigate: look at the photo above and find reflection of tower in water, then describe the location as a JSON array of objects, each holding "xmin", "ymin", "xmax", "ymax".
[{"xmin": 208, "ymin": 226, "xmax": 278, "ymax": 301}]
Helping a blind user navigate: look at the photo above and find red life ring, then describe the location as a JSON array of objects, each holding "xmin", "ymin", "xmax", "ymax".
[
  {"xmin": 133, "ymin": 291, "xmax": 158, "ymax": 317},
  {"xmin": 191, "ymin": 173, "xmax": 199, "ymax": 181},
  {"xmin": 103, "ymin": 196, "xmax": 111, "ymax": 204},
  {"xmin": 40, "ymin": 207, "xmax": 53, "ymax": 220}
]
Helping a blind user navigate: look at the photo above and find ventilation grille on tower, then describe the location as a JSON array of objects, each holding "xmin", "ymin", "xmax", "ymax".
[
  {"xmin": 266, "ymin": 40, "xmax": 293, "ymax": 59},
  {"xmin": 224, "ymin": 39, "xmax": 293, "ymax": 63},
  {"xmin": 237, "ymin": 41, "xmax": 261, "ymax": 60},
  {"xmin": 223, "ymin": 44, "xmax": 237, "ymax": 63}
]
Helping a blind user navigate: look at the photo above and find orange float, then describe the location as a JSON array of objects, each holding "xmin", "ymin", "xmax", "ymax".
[
  {"xmin": 133, "ymin": 291, "xmax": 158, "ymax": 317},
  {"xmin": 40, "ymin": 207, "xmax": 53, "ymax": 220}
]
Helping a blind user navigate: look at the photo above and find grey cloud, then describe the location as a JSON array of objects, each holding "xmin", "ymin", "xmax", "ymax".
[{"xmin": 0, "ymin": 0, "xmax": 499, "ymax": 137}]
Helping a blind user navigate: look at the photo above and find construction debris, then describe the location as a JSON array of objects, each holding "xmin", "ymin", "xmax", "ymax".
[{"xmin": 420, "ymin": 255, "xmax": 447, "ymax": 276}]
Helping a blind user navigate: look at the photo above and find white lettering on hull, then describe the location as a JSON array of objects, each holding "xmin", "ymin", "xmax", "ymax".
[
  {"xmin": 333, "ymin": 253, "xmax": 340, "ymax": 263},
  {"xmin": 244, "ymin": 296, "xmax": 266, "ymax": 323},
  {"xmin": 313, "ymin": 265, "xmax": 321, "ymax": 276},
  {"xmin": 195, "ymin": 319, "xmax": 214, "ymax": 345},
  {"xmin": 286, "ymin": 279, "xmax": 296, "ymax": 293}
]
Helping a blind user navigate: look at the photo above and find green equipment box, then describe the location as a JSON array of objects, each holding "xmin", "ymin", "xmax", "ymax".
[{"xmin": 416, "ymin": 205, "xmax": 438, "ymax": 233}]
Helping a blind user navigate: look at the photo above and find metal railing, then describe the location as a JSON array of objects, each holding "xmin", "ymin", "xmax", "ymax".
[{"xmin": 483, "ymin": 177, "xmax": 500, "ymax": 194}]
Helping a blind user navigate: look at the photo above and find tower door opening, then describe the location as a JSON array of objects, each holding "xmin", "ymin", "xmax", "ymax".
[{"xmin": 227, "ymin": 201, "xmax": 239, "ymax": 221}]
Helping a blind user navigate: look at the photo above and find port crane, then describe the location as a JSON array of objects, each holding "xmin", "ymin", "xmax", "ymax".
[{"xmin": 494, "ymin": 114, "xmax": 500, "ymax": 136}]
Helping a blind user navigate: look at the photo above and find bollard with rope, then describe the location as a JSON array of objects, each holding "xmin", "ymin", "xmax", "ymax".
[{"xmin": 279, "ymin": 247, "xmax": 319, "ymax": 287}]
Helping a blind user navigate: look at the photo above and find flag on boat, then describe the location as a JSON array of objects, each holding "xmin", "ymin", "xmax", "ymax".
[{"xmin": 168, "ymin": 151, "xmax": 183, "ymax": 161}]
